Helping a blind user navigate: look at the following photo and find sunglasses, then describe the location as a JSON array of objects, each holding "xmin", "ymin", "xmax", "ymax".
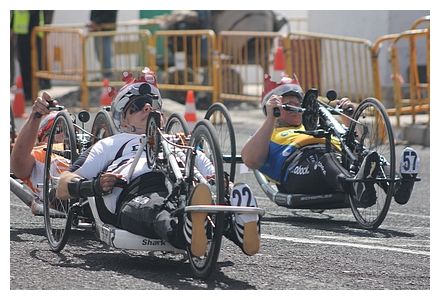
[{"xmin": 126, "ymin": 97, "xmax": 153, "ymax": 114}]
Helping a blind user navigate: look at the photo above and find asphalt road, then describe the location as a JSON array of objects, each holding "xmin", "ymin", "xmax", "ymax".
[{"xmin": 10, "ymin": 102, "xmax": 430, "ymax": 290}]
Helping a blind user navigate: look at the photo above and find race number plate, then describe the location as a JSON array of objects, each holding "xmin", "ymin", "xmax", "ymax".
[{"xmin": 400, "ymin": 147, "xmax": 420, "ymax": 175}]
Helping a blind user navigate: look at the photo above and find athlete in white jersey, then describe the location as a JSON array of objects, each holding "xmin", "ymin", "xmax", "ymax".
[{"xmin": 56, "ymin": 68, "xmax": 261, "ymax": 256}]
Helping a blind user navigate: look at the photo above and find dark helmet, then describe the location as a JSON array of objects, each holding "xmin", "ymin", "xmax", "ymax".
[{"xmin": 261, "ymin": 73, "xmax": 304, "ymax": 115}]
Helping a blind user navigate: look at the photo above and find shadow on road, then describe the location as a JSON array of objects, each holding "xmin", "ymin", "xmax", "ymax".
[
  {"xmin": 264, "ymin": 213, "xmax": 415, "ymax": 238},
  {"xmin": 11, "ymin": 226, "xmax": 256, "ymax": 289}
]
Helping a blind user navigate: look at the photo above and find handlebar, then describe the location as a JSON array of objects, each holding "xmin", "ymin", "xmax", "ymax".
[
  {"xmin": 273, "ymin": 103, "xmax": 353, "ymax": 117},
  {"xmin": 114, "ymin": 178, "xmax": 128, "ymax": 188},
  {"xmin": 34, "ymin": 100, "xmax": 64, "ymax": 119},
  {"xmin": 273, "ymin": 104, "xmax": 305, "ymax": 117},
  {"xmin": 332, "ymin": 106, "xmax": 354, "ymax": 115}
]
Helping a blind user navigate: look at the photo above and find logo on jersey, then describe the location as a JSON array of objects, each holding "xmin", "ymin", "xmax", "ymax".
[
  {"xmin": 282, "ymin": 146, "xmax": 293, "ymax": 157},
  {"xmin": 293, "ymin": 165, "xmax": 310, "ymax": 175}
]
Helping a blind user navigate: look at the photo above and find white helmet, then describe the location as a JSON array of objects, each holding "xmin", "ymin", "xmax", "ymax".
[{"xmin": 111, "ymin": 68, "xmax": 162, "ymax": 129}]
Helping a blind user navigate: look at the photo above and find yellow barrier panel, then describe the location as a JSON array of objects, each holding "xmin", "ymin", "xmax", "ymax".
[
  {"xmin": 286, "ymin": 32, "xmax": 372, "ymax": 103},
  {"xmin": 217, "ymin": 31, "xmax": 284, "ymax": 105},
  {"xmin": 32, "ymin": 26, "xmax": 153, "ymax": 108},
  {"xmin": 152, "ymin": 30, "xmax": 217, "ymax": 107},
  {"xmin": 389, "ymin": 28, "xmax": 429, "ymax": 128},
  {"xmin": 371, "ymin": 33, "xmax": 400, "ymax": 102},
  {"xmin": 84, "ymin": 30, "xmax": 152, "ymax": 86},
  {"xmin": 31, "ymin": 26, "xmax": 85, "ymax": 100}
]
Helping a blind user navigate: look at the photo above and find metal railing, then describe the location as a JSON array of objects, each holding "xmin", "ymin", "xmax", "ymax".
[
  {"xmin": 31, "ymin": 26, "xmax": 85, "ymax": 101},
  {"xmin": 389, "ymin": 28, "xmax": 429, "ymax": 127},
  {"xmin": 30, "ymin": 17, "xmax": 429, "ymax": 121},
  {"xmin": 152, "ymin": 30, "xmax": 218, "ymax": 106},
  {"xmin": 217, "ymin": 31, "xmax": 283, "ymax": 104},
  {"xmin": 286, "ymin": 32, "xmax": 373, "ymax": 103}
]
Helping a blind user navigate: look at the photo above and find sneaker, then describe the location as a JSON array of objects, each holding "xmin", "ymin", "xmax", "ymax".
[
  {"xmin": 353, "ymin": 152, "xmax": 380, "ymax": 207},
  {"xmin": 230, "ymin": 183, "xmax": 260, "ymax": 256},
  {"xmin": 184, "ymin": 183, "xmax": 212, "ymax": 257},
  {"xmin": 394, "ymin": 147, "xmax": 420, "ymax": 205}
]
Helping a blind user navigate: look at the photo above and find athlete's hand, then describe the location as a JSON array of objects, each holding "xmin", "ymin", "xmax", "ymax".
[
  {"xmin": 266, "ymin": 95, "xmax": 282, "ymax": 119},
  {"xmin": 336, "ymin": 97, "xmax": 355, "ymax": 115},
  {"xmin": 99, "ymin": 172, "xmax": 125, "ymax": 192},
  {"xmin": 32, "ymin": 92, "xmax": 52, "ymax": 118}
]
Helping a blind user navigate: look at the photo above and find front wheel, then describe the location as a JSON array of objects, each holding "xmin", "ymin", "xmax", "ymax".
[
  {"xmin": 43, "ymin": 111, "xmax": 78, "ymax": 252},
  {"xmin": 185, "ymin": 119, "xmax": 225, "ymax": 278},
  {"xmin": 346, "ymin": 98, "xmax": 396, "ymax": 230},
  {"xmin": 204, "ymin": 103, "xmax": 237, "ymax": 182}
]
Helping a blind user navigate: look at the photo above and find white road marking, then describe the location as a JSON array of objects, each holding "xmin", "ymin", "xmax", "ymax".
[
  {"xmin": 262, "ymin": 234, "xmax": 430, "ymax": 256},
  {"xmin": 255, "ymin": 196, "xmax": 430, "ymax": 219},
  {"xmin": 387, "ymin": 211, "xmax": 430, "ymax": 219},
  {"xmin": 313, "ymin": 235, "xmax": 430, "ymax": 248}
]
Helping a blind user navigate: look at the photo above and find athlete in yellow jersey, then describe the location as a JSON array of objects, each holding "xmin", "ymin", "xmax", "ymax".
[
  {"xmin": 241, "ymin": 74, "xmax": 372, "ymax": 200},
  {"xmin": 242, "ymin": 73, "xmax": 418, "ymax": 206}
]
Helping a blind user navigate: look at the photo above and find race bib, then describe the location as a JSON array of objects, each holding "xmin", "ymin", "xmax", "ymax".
[{"xmin": 400, "ymin": 147, "xmax": 420, "ymax": 175}]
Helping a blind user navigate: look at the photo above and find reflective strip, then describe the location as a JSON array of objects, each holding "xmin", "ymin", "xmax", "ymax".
[{"xmin": 13, "ymin": 11, "xmax": 30, "ymax": 34}]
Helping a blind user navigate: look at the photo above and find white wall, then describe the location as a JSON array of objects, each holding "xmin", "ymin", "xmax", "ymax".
[{"xmin": 52, "ymin": 10, "xmax": 138, "ymax": 26}]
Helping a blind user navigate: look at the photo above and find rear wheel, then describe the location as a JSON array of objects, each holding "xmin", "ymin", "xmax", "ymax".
[
  {"xmin": 43, "ymin": 111, "xmax": 78, "ymax": 252},
  {"xmin": 204, "ymin": 103, "xmax": 237, "ymax": 182},
  {"xmin": 346, "ymin": 98, "xmax": 396, "ymax": 230},
  {"xmin": 90, "ymin": 109, "xmax": 117, "ymax": 144},
  {"xmin": 185, "ymin": 119, "xmax": 225, "ymax": 278}
]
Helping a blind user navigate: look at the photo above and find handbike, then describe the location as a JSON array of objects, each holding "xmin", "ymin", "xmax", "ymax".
[
  {"xmin": 42, "ymin": 106, "xmax": 264, "ymax": 279},
  {"xmin": 243, "ymin": 89, "xmax": 418, "ymax": 230}
]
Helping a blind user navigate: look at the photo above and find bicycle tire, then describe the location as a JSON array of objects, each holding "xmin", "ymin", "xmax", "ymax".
[
  {"xmin": 185, "ymin": 119, "xmax": 225, "ymax": 278},
  {"xmin": 346, "ymin": 98, "xmax": 396, "ymax": 230},
  {"xmin": 43, "ymin": 111, "xmax": 78, "ymax": 252},
  {"xmin": 165, "ymin": 113, "xmax": 190, "ymax": 136},
  {"xmin": 204, "ymin": 103, "xmax": 237, "ymax": 182},
  {"xmin": 90, "ymin": 109, "xmax": 117, "ymax": 144}
]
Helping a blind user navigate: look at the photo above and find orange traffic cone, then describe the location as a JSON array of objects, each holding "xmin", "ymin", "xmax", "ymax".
[
  {"xmin": 273, "ymin": 46, "xmax": 286, "ymax": 81},
  {"xmin": 12, "ymin": 75, "xmax": 25, "ymax": 118},
  {"xmin": 184, "ymin": 90, "xmax": 197, "ymax": 129},
  {"xmin": 100, "ymin": 79, "xmax": 113, "ymax": 106}
]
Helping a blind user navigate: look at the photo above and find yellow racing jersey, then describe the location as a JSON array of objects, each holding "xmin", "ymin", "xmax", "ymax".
[{"xmin": 259, "ymin": 124, "xmax": 342, "ymax": 183}]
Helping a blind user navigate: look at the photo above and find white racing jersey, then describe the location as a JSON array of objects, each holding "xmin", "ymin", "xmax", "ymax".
[{"xmin": 72, "ymin": 132, "xmax": 215, "ymax": 213}]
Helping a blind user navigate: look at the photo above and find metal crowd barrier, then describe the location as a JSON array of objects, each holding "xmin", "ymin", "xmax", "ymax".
[
  {"xmin": 217, "ymin": 31, "xmax": 283, "ymax": 104},
  {"xmin": 389, "ymin": 28, "xmax": 429, "ymax": 128},
  {"xmin": 32, "ymin": 26, "xmax": 154, "ymax": 108},
  {"xmin": 152, "ymin": 29, "xmax": 218, "ymax": 105},
  {"xmin": 371, "ymin": 15, "xmax": 429, "ymax": 128},
  {"xmin": 84, "ymin": 30, "xmax": 153, "ymax": 87},
  {"xmin": 286, "ymin": 32, "xmax": 373, "ymax": 103},
  {"xmin": 31, "ymin": 26, "xmax": 85, "ymax": 103},
  {"xmin": 31, "ymin": 19, "xmax": 429, "ymax": 119}
]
